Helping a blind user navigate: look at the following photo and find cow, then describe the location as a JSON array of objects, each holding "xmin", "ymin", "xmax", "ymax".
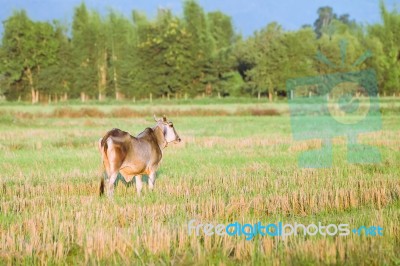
[{"xmin": 98, "ymin": 115, "xmax": 181, "ymax": 197}]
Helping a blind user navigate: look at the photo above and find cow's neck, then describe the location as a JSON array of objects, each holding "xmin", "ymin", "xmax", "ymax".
[{"xmin": 153, "ymin": 125, "xmax": 167, "ymax": 150}]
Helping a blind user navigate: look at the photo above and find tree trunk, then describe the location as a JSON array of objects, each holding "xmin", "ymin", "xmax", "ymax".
[
  {"xmin": 35, "ymin": 66, "xmax": 41, "ymax": 103},
  {"xmin": 111, "ymin": 38, "xmax": 119, "ymax": 100},
  {"xmin": 205, "ymin": 83, "xmax": 212, "ymax": 96},
  {"xmin": 81, "ymin": 92, "xmax": 86, "ymax": 102},
  {"xmin": 98, "ymin": 51, "xmax": 107, "ymax": 101},
  {"xmin": 268, "ymin": 91, "xmax": 273, "ymax": 102},
  {"xmin": 31, "ymin": 89, "xmax": 35, "ymax": 104},
  {"xmin": 26, "ymin": 67, "xmax": 36, "ymax": 104},
  {"xmin": 114, "ymin": 66, "xmax": 119, "ymax": 100},
  {"xmin": 115, "ymin": 92, "xmax": 121, "ymax": 100}
]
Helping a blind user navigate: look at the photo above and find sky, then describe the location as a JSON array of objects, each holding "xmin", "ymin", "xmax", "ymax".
[{"xmin": 0, "ymin": 0, "xmax": 398, "ymax": 37}]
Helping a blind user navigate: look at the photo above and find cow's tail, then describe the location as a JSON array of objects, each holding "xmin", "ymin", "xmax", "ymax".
[
  {"xmin": 99, "ymin": 135, "xmax": 110, "ymax": 197},
  {"xmin": 99, "ymin": 178, "xmax": 105, "ymax": 196}
]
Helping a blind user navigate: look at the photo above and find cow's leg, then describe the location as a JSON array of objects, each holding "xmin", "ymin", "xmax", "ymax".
[
  {"xmin": 107, "ymin": 172, "xmax": 118, "ymax": 198},
  {"xmin": 106, "ymin": 140, "xmax": 123, "ymax": 198},
  {"xmin": 135, "ymin": 175, "xmax": 143, "ymax": 196},
  {"xmin": 149, "ymin": 172, "xmax": 156, "ymax": 190}
]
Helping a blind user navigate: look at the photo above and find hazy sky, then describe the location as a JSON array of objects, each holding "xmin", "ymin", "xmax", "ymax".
[{"xmin": 0, "ymin": 0, "xmax": 398, "ymax": 37}]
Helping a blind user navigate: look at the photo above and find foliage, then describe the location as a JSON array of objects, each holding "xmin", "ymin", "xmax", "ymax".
[{"xmin": 0, "ymin": 2, "xmax": 399, "ymax": 102}]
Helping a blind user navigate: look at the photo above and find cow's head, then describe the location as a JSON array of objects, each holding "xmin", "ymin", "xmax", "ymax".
[{"xmin": 154, "ymin": 115, "xmax": 181, "ymax": 144}]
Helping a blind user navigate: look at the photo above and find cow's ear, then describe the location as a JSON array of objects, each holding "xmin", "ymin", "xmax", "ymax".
[{"xmin": 162, "ymin": 115, "xmax": 167, "ymax": 122}]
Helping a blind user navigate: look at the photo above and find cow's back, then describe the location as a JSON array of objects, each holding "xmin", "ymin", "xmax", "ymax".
[{"xmin": 126, "ymin": 128, "xmax": 162, "ymax": 171}]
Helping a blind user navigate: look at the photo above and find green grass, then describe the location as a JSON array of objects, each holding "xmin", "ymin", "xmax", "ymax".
[{"xmin": 0, "ymin": 103, "xmax": 399, "ymax": 265}]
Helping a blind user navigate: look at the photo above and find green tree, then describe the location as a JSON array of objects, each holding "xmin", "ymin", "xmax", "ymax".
[
  {"xmin": 206, "ymin": 11, "xmax": 237, "ymax": 97},
  {"xmin": 71, "ymin": 4, "xmax": 108, "ymax": 101},
  {"xmin": 245, "ymin": 23, "xmax": 286, "ymax": 100},
  {"xmin": 314, "ymin": 6, "xmax": 336, "ymax": 38},
  {"xmin": 1, "ymin": 10, "xmax": 36, "ymax": 101},
  {"xmin": 71, "ymin": 3, "xmax": 92, "ymax": 100},
  {"xmin": 1, "ymin": 10, "xmax": 59, "ymax": 102},
  {"xmin": 367, "ymin": 2, "xmax": 400, "ymax": 95},
  {"xmin": 281, "ymin": 28, "xmax": 317, "ymax": 80},
  {"xmin": 37, "ymin": 21, "xmax": 73, "ymax": 102},
  {"xmin": 131, "ymin": 9, "xmax": 193, "ymax": 99},
  {"xmin": 130, "ymin": 10, "xmax": 162, "ymax": 98},
  {"xmin": 106, "ymin": 10, "xmax": 134, "ymax": 99},
  {"xmin": 183, "ymin": 0, "xmax": 213, "ymax": 95},
  {"xmin": 314, "ymin": 6, "xmax": 356, "ymax": 39}
]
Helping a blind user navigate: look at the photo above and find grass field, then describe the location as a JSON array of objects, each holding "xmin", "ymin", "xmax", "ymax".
[{"xmin": 0, "ymin": 102, "xmax": 399, "ymax": 265}]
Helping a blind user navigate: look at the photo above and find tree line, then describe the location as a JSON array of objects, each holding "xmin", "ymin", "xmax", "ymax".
[{"xmin": 0, "ymin": 1, "xmax": 399, "ymax": 103}]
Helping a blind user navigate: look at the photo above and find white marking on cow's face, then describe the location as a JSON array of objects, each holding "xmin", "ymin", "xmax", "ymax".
[{"xmin": 163, "ymin": 122, "xmax": 181, "ymax": 143}]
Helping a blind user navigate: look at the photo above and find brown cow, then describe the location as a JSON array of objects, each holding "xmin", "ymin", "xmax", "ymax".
[{"xmin": 99, "ymin": 115, "xmax": 181, "ymax": 197}]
